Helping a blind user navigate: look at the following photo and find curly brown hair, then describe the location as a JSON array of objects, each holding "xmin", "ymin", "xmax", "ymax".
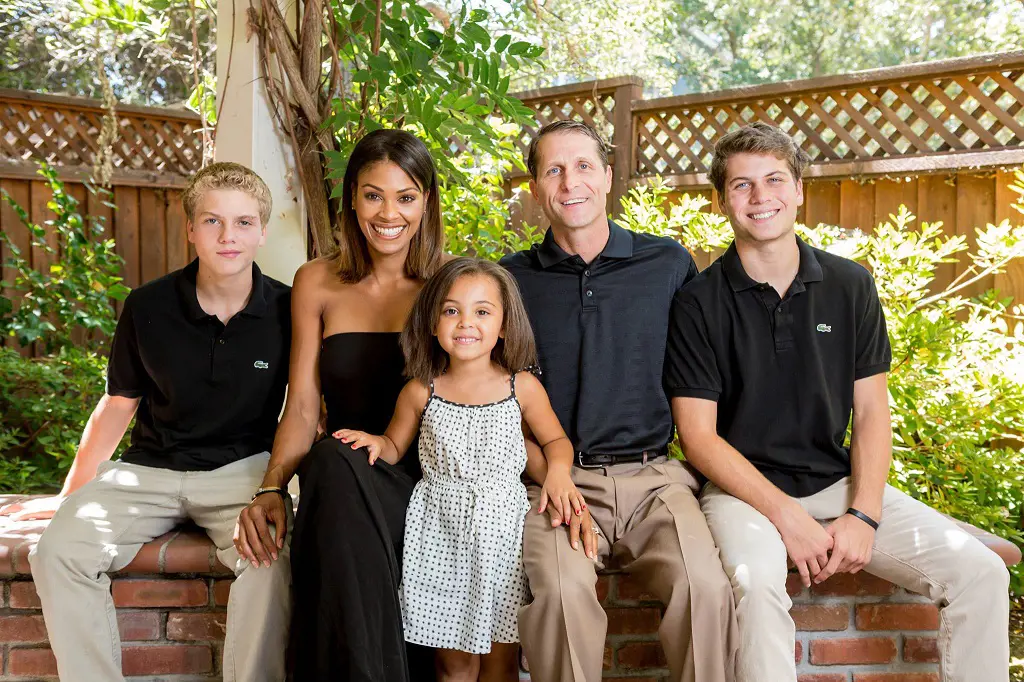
[{"xmin": 709, "ymin": 122, "xmax": 810, "ymax": 196}]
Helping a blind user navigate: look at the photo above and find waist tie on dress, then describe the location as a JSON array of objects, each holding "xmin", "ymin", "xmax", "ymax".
[{"xmin": 423, "ymin": 473, "xmax": 504, "ymax": 542}]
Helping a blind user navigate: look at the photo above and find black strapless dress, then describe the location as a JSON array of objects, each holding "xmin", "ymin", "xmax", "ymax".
[{"xmin": 288, "ymin": 333, "xmax": 434, "ymax": 681}]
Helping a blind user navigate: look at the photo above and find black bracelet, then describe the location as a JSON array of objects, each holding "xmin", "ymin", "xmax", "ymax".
[
  {"xmin": 846, "ymin": 507, "xmax": 879, "ymax": 530},
  {"xmin": 251, "ymin": 486, "xmax": 288, "ymax": 503}
]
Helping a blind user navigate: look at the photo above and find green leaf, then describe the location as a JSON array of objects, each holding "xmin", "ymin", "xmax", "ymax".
[
  {"xmin": 460, "ymin": 23, "xmax": 490, "ymax": 48},
  {"xmin": 507, "ymin": 40, "xmax": 531, "ymax": 56},
  {"xmin": 468, "ymin": 8, "xmax": 487, "ymax": 21},
  {"xmin": 495, "ymin": 34, "xmax": 511, "ymax": 53}
]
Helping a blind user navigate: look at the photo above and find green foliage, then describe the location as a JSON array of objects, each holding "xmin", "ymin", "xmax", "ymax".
[
  {"xmin": 0, "ymin": 163, "xmax": 129, "ymax": 353},
  {"xmin": 622, "ymin": 172, "xmax": 1024, "ymax": 592},
  {"xmin": 322, "ymin": 0, "xmax": 544, "ymax": 189},
  {"xmin": 441, "ymin": 121, "xmax": 542, "ymax": 260},
  {"xmin": 0, "ymin": 346, "xmax": 117, "ymax": 493}
]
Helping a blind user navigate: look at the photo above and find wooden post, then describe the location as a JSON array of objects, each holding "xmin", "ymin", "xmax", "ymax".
[
  {"xmin": 215, "ymin": 0, "xmax": 306, "ymax": 285},
  {"xmin": 610, "ymin": 81, "xmax": 643, "ymax": 217}
]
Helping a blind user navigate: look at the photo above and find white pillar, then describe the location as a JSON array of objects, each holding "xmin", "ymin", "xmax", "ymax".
[{"xmin": 215, "ymin": 0, "xmax": 306, "ymax": 285}]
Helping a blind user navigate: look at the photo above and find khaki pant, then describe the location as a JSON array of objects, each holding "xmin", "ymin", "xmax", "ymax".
[
  {"xmin": 701, "ymin": 478, "xmax": 1011, "ymax": 682},
  {"xmin": 28, "ymin": 453, "xmax": 292, "ymax": 682},
  {"xmin": 518, "ymin": 457, "xmax": 738, "ymax": 682}
]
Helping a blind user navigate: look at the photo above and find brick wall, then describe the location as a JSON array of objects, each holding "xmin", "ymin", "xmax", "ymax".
[
  {"xmin": 0, "ymin": 569, "xmax": 945, "ymax": 682},
  {"xmin": 596, "ymin": 570, "xmax": 941, "ymax": 682}
]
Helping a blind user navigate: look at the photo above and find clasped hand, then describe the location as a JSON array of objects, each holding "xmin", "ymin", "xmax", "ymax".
[{"xmin": 777, "ymin": 503, "xmax": 874, "ymax": 587}]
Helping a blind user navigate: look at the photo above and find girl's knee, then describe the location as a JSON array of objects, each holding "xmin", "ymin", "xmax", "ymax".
[{"xmin": 436, "ymin": 648, "xmax": 478, "ymax": 681}]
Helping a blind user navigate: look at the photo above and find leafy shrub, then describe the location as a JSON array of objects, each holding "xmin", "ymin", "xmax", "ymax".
[
  {"xmin": 0, "ymin": 347, "xmax": 120, "ymax": 493},
  {"xmin": 0, "ymin": 163, "xmax": 129, "ymax": 353},
  {"xmin": 0, "ymin": 164, "xmax": 131, "ymax": 492},
  {"xmin": 618, "ymin": 173, "xmax": 1024, "ymax": 593}
]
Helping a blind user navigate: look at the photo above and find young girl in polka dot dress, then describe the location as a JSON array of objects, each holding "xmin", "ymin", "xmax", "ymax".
[{"xmin": 333, "ymin": 257, "xmax": 587, "ymax": 680}]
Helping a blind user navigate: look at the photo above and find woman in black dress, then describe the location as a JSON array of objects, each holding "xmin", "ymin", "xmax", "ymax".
[{"xmin": 234, "ymin": 129, "xmax": 444, "ymax": 681}]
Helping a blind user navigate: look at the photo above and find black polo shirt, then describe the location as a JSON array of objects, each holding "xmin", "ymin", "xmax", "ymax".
[
  {"xmin": 665, "ymin": 237, "xmax": 891, "ymax": 497},
  {"xmin": 106, "ymin": 259, "xmax": 291, "ymax": 471},
  {"xmin": 501, "ymin": 220, "xmax": 697, "ymax": 456}
]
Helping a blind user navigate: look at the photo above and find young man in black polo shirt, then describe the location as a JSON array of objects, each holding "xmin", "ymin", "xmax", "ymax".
[
  {"xmin": 6, "ymin": 163, "xmax": 293, "ymax": 682},
  {"xmin": 501, "ymin": 120, "xmax": 737, "ymax": 682},
  {"xmin": 667, "ymin": 122, "xmax": 1010, "ymax": 682}
]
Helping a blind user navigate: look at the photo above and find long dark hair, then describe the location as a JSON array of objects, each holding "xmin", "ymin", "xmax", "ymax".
[
  {"xmin": 402, "ymin": 258, "xmax": 538, "ymax": 384},
  {"xmin": 332, "ymin": 129, "xmax": 444, "ymax": 282}
]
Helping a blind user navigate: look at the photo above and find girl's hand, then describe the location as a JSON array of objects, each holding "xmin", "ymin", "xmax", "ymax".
[
  {"xmin": 333, "ymin": 429, "xmax": 387, "ymax": 464},
  {"xmin": 539, "ymin": 467, "xmax": 587, "ymax": 526}
]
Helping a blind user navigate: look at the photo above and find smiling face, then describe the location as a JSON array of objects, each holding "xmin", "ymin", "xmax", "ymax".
[
  {"xmin": 721, "ymin": 152, "xmax": 804, "ymax": 245},
  {"xmin": 530, "ymin": 130, "xmax": 613, "ymax": 234},
  {"xmin": 187, "ymin": 188, "xmax": 266, "ymax": 278},
  {"xmin": 434, "ymin": 273, "xmax": 505, "ymax": 366},
  {"xmin": 353, "ymin": 160, "xmax": 427, "ymax": 259}
]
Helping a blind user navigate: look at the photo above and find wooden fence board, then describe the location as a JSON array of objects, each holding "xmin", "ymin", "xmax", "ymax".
[
  {"xmin": 113, "ymin": 186, "xmax": 141, "ymax": 292},
  {"xmin": 956, "ymin": 174, "xmax": 997, "ymax": 298},
  {"xmin": 139, "ymin": 188, "xmax": 166, "ymax": 283},
  {"xmin": 994, "ymin": 168, "xmax": 1024, "ymax": 304},
  {"xmin": 165, "ymin": 189, "xmax": 189, "ymax": 272}
]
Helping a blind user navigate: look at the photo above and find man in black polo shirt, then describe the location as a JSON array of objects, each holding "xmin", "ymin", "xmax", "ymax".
[
  {"xmin": 501, "ymin": 120, "xmax": 737, "ymax": 682},
  {"xmin": 7, "ymin": 163, "xmax": 293, "ymax": 682},
  {"xmin": 667, "ymin": 122, "xmax": 1010, "ymax": 682}
]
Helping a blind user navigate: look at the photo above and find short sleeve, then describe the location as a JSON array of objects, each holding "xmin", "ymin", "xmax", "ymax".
[
  {"xmin": 854, "ymin": 277, "xmax": 892, "ymax": 380},
  {"xmin": 664, "ymin": 292, "xmax": 721, "ymax": 401},
  {"xmin": 106, "ymin": 296, "xmax": 147, "ymax": 398}
]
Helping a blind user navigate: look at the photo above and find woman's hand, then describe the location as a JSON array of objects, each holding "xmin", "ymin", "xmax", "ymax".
[
  {"xmin": 538, "ymin": 466, "xmax": 587, "ymax": 526},
  {"xmin": 333, "ymin": 429, "xmax": 388, "ymax": 464}
]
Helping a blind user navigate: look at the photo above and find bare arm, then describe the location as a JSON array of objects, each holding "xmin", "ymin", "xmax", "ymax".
[
  {"xmin": 260, "ymin": 262, "xmax": 326, "ymax": 489},
  {"xmin": 0, "ymin": 394, "xmax": 139, "ymax": 520},
  {"xmin": 814, "ymin": 373, "xmax": 891, "ymax": 582},
  {"xmin": 235, "ymin": 261, "xmax": 324, "ymax": 567},
  {"xmin": 672, "ymin": 396, "xmax": 834, "ymax": 586}
]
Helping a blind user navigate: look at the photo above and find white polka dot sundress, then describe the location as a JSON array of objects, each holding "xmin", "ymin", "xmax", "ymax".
[{"xmin": 400, "ymin": 373, "xmax": 531, "ymax": 654}]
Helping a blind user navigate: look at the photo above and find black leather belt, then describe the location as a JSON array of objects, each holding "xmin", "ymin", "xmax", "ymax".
[{"xmin": 575, "ymin": 447, "xmax": 668, "ymax": 468}]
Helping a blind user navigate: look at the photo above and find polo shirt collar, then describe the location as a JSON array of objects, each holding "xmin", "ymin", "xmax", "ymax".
[
  {"xmin": 535, "ymin": 219, "xmax": 633, "ymax": 269},
  {"xmin": 722, "ymin": 235, "xmax": 823, "ymax": 292},
  {"xmin": 176, "ymin": 258, "xmax": 269, "ymax": 322}
]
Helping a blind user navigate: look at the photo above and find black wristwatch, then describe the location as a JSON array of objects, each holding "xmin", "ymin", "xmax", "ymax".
[{"xmin": 251, "ymin": 486, "xmax": 288, "ymax": 503}]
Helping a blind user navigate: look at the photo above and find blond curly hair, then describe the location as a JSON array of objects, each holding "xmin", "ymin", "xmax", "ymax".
[{"xmin": 182, "ymin": 162, "xmax": 272, "ymax": 226}]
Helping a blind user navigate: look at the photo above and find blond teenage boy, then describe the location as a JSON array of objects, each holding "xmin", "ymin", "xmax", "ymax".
[{"xmin": 1, "ymin": 163, "xmax": 293, "ymax": 682}]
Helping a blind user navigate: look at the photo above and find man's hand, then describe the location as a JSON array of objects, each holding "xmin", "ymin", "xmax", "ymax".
[
  {"xmin": 0, "ymin": 496, "xmax": 65, "ymax": 522},
  {"xmin": 235, "ymin": 493, "xmax": 287, "ymax": 568},
  {"xmin": 567, "ymin": 505, "xmax": 599, "ymax": 561},
  {"xmin": 814, "ymin": 513, "xmax": 875, "ymax": 584},
  {"xmin": 538, "ymin": 466, "xmax": 586, "ymax": 527},
  {"xmin": 773, "ymin": 501, "xmax": 834, "ymax": 587},
  {"xmin": 333, "ymin": 429, "xmax": 388, "ymax": 465}
]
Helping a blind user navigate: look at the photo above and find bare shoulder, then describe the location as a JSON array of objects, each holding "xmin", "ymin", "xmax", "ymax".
[
  {"xmin": 514, "ymin": 371, "xmax": 546, "ymax": 402},
  {"xmin": 399, "ymin": 378, "xmax": 431, "ymax": 412}
]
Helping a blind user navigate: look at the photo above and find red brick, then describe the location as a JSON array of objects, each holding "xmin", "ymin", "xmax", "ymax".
[
  {"xmin": 118, "ymin": 611, "xmax": 162, "ymax": 641},
  {"xmin": 0, "ymin": 615, "xmax": 48, "ymax": 642},
  {"xmin": 795, "ymin": 640, "xmax": 803, "ymax": 664},
  {"xmin": 787, "ymin": 573, "xmax": 806, "ymax": 597},
  {"xmin": 811, "ymin": 572, "xmax": 896, "ymax": 597},
  {"xmin": 213, "ymin": 578, "xmax": 233, "ymax": 606},
  {"xmin": 615, "ymin": 641, "xmax": 667, "ymax": 669},
  {"xmin": 10, "ymin": 580, "xmax": 41, "ymax": 608},
  {"xmin": 112, "ymin": 579, "xmax": 208, "ymax": 607},
  {"xmin": 903, "ymin": 636, "xmax": 940, "ymax": 663},
  {"xmin": 616, "ymin": 574, "xmax": 658, "ymax": 601},
  {"xmin": 167, "ymin": 612, "xmax": 227, "ymax": 641},
  {"xmin": 855, "ymin": 604, "xmax": 939, "ymax": 631},
  {"xmin": 603, "ymin": 643, "xmax": 612, "ymax": 670},
  {"xmin": 792, "ymin": 605, "xmax": 850, "ymax": 631},
  {"xmin": 8, "ymin": 647, "xmax": 58, "ymax": 677},
  {"xmin": 851, "ymin": 671, "xmax": 937, "ymax": 675},
  {"xmin": 0, "ymin": 540, "xmax": 16, "ymax": 576},
  {"xmin": 596, "ymin": 574, "xmax": 611, "ymax": 603},
  {"xmin": 606, "ymin": 607, "xmax": 661, "ymax": 635},
  {"xmin": 798, "ymin": 675, "xmax": 846, "ymax": 682},
  {"xmin": 810, "ymin": 636, "xmax": 897, "ymax": 665},
  {"xmin": 121, "ymin": 644, "xmax": 213, "ymax": 675},
  {"xmin": 163, "ymin": 533, "xmax": 226, "ymax": 573}
]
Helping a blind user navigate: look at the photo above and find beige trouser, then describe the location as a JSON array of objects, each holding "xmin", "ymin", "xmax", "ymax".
[
  {"xmin": 518, "ymin": 457, "xmax": 738, "ymax": 682},
  {"xmin": 28, "ymin": 453, "xmax": 292, "ymax": 682},
  {"xmin": 701, "ymin": 478, "xmax": 1011, "ymax": 682}
]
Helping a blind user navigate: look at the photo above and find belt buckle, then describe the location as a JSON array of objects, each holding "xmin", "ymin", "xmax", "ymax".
[{"xmin": 576, "ymin": 452, "xmax": 603, "ymax": 469}]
